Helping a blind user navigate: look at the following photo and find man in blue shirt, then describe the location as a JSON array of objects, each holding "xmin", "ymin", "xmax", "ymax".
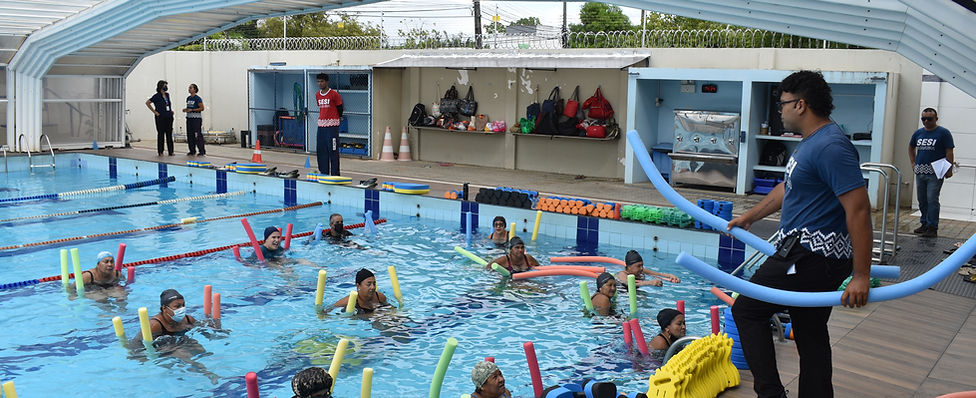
[
  {"xmin": 909, "ymin": 108, "xmax": 954, "ymax": 238},
  {"xmin": 728, "ymin": 71, "xmax": 872, "ymax": 398}
]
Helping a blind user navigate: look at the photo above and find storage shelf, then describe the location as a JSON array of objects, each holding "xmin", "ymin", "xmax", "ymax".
[
  {"xmin": 412, "ymin": 126, "xmax": 502, "ymax": 135},
  {"xmin": 510, "ymin": 132, "xmax": 618, "ymax": 141},
  {"xmin": 339, "ymin": 133, "xmax": 368, "ymax": 139},
  {"xmin": 753, "ymin": 165, "xmax": 787, "ymax": 172}
]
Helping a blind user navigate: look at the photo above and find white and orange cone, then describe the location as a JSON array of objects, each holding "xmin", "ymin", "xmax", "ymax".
[
  {"xmin": 379, "ymin": 126, "xmax": 396, "ymax": 161},
  {"xmin": 397, "ymin": 126, "xmax": 412, "ymax": 161},
  {"xmin": 251, "ymin": 140, "xmax": 263, "ymax": 163}
]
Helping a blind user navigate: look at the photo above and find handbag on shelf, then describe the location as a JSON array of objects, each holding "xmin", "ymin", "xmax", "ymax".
[
  {"xmin": 440, "ymin": 86, "xmax": 459, "ymax": 115},
  {"xmin": 459, "ymin": 87, "xmax": 478, "ymax": 116},
  {"xmin": 474, "ymin": 114, "xmax": 489, "ymax": 131},
  {"xmin": 582, "ymin": 86, "xmax": 613, "ymax": 120},
  {"xmin": 563, "ymin": 85, "xmax": 580, "ymax": 118}
]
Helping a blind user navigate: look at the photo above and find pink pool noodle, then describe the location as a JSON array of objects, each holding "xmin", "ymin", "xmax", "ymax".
[
  {"xmin": 246, "ymin": 371, "xmax": 259, "ymax": 398},
  {"xmin": 240, "ymin": 218, "xmax": 265, "ymax": 261},
  {"xmin": 676, "ymin": 300, "xmax": 685, "ymax": 314},
  {"xmin": 126, "ymin": 265, "xmax": 134, "ymax": 283},
  {"xmin": 283, "ymin": 223, "xmax": 293, "ymax": 250},
  {"xmin": 710, "ymin": 305, "xmax": 720, "ymax": 334},
  {"xmin": 710, "ymin": 286, "xmax": 736, "ymax": 306},
  {"xmin": 629, "ymin": 319, "xmax": 650, "ymax": 356},
  {"xmin": 523, "ymin": 341, "xmax": 544, "ymax": 398},
  {"xmin": 213, "ymin": 293, "xmax": 222, "ymax": 319},
  {"xmin": 485, "ymin": 356, "xmax": 494, "ymax": 362},
  {"xmin": 233, "ymin": 245, "xmax": 243, "ymax": 262},
  {"xmin": 204, "ymin": 285, "xmax": 213, "ymax": 317},
  {"xmin": 622, "ymin": 321, "xmax": 633, "ymax": 347},
  {"xmin": 115, "ymin": 243, "xmax": 126, "ymax": 271},
  {"xmin": 549, "ymin": 256, "xmax": 625, "ymax": 266}
]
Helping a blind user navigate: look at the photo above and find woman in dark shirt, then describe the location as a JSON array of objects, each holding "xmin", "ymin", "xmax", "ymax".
[{"xmin": 145, "ymin": 80, "xmax": 174, "ymax": 156}]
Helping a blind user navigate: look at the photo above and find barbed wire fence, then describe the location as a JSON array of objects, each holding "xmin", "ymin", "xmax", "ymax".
[{"xmin": 193, "ymin": 29, "xmax": 856, "ymax": 51}]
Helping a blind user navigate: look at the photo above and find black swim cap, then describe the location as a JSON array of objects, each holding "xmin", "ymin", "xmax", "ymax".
[
  {"xmin": 160, "ymin": 289, "xmax": 184, "ymax": 307},
  {"xmin": 509, "ymin": 236, "xmax": 524, "ymax": 248},
  {"xmin": 264, "ymin": 226, "xmax": 279, "ymax": 240},
  {"xmin": 657, "ymin": 308, "xmax": 682, "ymax": 329},
  {"xmin": 625, "ymin": 250, "xmax": 643, "ymax": 266},
  {"xmin": 356, "ymin": 268, "xmax": 374, "ymax": 285},
  {"xmin": 596, "ymin": 272, "xmax": 615, "ymax": 289},
  {"xmin": 493, "ymin": 216, "xmax": 506, "ymax": 225},
  {"xmin": 291, "ymin": 367, "xmax": 333, "ymax": 398}
]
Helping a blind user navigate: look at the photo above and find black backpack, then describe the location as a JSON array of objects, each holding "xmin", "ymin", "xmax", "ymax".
[
  {"xmin": 408, "ymin": 103, "xmax": 427, "ymax": 126},
  {"xmin": 759, "ymin": 141, "xmax": 788, "ymax": 166}
]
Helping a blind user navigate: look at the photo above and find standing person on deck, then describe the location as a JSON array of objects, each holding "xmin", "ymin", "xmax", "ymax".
[{"xmin": 315, "ymin": 73, "xmax": 343, "ymax": 176}]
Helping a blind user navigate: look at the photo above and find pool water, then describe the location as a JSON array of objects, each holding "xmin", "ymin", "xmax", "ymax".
[{"xmin": 0, "ymin": 165, "xmax": 725, "ymax": 397}]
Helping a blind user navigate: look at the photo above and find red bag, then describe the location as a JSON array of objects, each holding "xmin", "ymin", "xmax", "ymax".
[
  {"xmin": 563, "ymin": 86, "xmax": 580, "ymax": 118},
  {"xmin": 582, "ymin": 86, "xmax": 614, "ymax": 120},
  {"xmin": 586, "ymin": 125, "xmax": 606, "ymax": 138}
]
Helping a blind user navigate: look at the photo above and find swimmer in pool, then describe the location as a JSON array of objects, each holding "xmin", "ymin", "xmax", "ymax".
[
  {"xmin": 331, "ymin": 268, "xmax": 389, "ymax": 313},
  {"xmin": 261, "ymin": 226, "xmax": 285, "ymax": 259},
  {"xmin": 470, "ymin": 360, "xmax": 512, "ymax": 398},
  {"xmin": 487, "ymin": 216, "xmax": 509, "ymax": 245},
  {"xmin": 488, "ymin": 237, "xmax": 539, "ymax": 273},
  {"xmin": 143, "ymin": 289, "xmax": 196, "ymax": 341},
  {"xmin": 648, "ymin": 308, "xmax": 686, "ymax": 351},
  {"xmin": 615, "ymin": 250, "xmax": 680, "ymax": 287},
  {"xmin": 312, "ymin": 213, "xmax": 364, "ymax": 249},
  {"xmin": 82, "ymin": 251, "xmax": 123, "ymax": 288},
  {"xmin": 590, "ymin": 272, "xmax": 618, "ymax": 316},
  {"xmin": 291, "ymin": 367, "xmax": 334, "ymax": 398}
]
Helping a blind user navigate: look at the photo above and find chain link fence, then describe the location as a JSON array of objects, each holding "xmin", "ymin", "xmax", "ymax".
[{"xmin": 198, "ymin": 29, "xmax": 856, "ymax": 51}]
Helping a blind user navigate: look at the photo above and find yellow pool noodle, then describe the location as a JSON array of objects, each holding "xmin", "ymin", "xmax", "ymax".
[
  {"xmin": 181, "ymin": 217, "xmax": 198, "ymax": 224},
  {"xmin": 60, "ymin": 249, "xmax": 69, "ymax": 289},
  {"xmin": 112, "ymin": 316, "xmax": 125, "ymax": 338},
  {"xmin": 315, "ymin": 270, "xmax": 327, "ymax": 307},
  {"xmin": 328, "ymin": 338, "xmax": 350, "ymax": 392},
  {"xmin": 138, "ymin": 307, "xmax": 153, "ymax": 342},
  {"xmin": 388, "ymin": 266, "xmax": 403, "ymax": 304},
  {"xmin": 345, "ymin": 291, "xmax": 358, "ymax": 313},
  {"xmin": 531, "ymin": 210, "xmax": 542, "ymax": 241},
  {"xmin": 2, "ymin": 381, "xmax": 18, "ymax": 398},
  {"xmin": 361, "ymin": 368, "xmax": 374, "ymax": 398},
  {"xmin": 70, "ymin": 248, "xmax": 84, "ymax": 295},
  {"xmin": 509, "ymin": 222, "xmax": 516, "ymax": 240}
]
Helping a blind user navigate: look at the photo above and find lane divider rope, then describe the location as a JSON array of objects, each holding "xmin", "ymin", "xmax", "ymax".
[
  {"xmin": 0, "ymin": 190, "xmax": 246, "ymax": 223},
  {"xmin": 0, "ymin": 176, "xmax": 176, "ymax": 203}
]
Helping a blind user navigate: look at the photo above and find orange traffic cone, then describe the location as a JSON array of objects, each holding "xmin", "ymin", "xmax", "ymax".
[
  {"xmin": 251, "ymin": 140, "xmax": 263, "ymax": 163},
  {"xmin": 379, "ymin": 126, "xmax": 395, "ymax": 161},
  {"xmin": 398, "ymin": 126, "xmax": 412, "ymax": 161}
]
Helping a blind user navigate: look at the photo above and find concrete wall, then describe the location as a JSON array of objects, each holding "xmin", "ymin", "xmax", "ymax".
[{"xmin": 127, "ymin": 48, "xmax": 924, "ymax": 187}]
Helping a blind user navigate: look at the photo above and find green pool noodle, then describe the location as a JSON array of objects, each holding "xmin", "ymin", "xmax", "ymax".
[
  {"xmin": 454, "ymin": 246, "xmax": 488, "ymax": 266},
  {"xmin": 490, "ymin": 263, "xmax": 511, "ymax": 277},
  {"xmin": 579, "ymin": 281, "xmax": 594, "ymax": 313},
  {"xmin": 428, "ymin": 337, "xmax": 459, "ymax": 398},
  {"xmin": 70, "ymin": 248, "xmax": 84, "ymax": 295},
  {"xmin": 628, "ymin": 274, "xmax": 637, "ymax": 318},
  {"xmin": 60, "ymin": 249, "xmax": 70, "ymax": 289}
]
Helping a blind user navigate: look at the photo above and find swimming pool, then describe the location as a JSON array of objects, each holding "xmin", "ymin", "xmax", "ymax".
[{"xmin": 0, "ymin": 154, "xmax": 733, "ymax": 397}]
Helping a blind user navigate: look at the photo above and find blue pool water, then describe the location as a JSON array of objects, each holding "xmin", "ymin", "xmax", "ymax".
[{"xmin": 0, "ymin": 164, "xmax": 726, "ymax": 397}]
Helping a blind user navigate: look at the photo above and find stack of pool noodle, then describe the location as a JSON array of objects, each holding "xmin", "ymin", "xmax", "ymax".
[{"xmin": 723, "ymin": 309, "xmax": 749, "ymax": 369}]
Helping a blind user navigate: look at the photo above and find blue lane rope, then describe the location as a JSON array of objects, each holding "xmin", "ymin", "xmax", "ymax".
[{"xmin": 0, "ymin": 176, "xmax": 175, "ymax": 203}]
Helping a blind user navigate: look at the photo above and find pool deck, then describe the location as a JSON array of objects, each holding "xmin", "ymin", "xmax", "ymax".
[{"xmin": 84, "ymin": 142, "xmax": 976, "ymax": 397}]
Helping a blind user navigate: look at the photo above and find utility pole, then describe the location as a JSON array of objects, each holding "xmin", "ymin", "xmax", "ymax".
[
  {"xmin": 283, "ymin": 15, "xmax": 288, "ymax": 50},
  {"xmin": 562, "ymin": 2, "xmax": 568, "ymax": 48},
  {"xmin": 641, "ymin": 10, "xmax": 646, "ymax": 48},
  {"xmin": 473, "ymin": 0, "xmax": 483, "ymax": 49}
]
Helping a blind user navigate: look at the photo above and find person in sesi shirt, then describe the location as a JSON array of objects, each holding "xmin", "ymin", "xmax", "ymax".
[{"xmin": 315, "ymin": 73, "xmax": 343, "ymax": 176}]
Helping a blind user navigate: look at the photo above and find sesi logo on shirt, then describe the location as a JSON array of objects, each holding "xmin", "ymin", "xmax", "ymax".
[
  {"xmin": 318, "ymin": 98, "xmax": 331, "ymax": 107},
  {"xmin": 915, "ymin": 138, "xmax": 937, "ymax": 148}
]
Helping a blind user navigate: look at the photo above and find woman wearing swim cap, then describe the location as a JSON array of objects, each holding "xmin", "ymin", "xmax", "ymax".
[
  {"xmin": 260, "ymin": 226, "xmax": 285, "ymax": 259},
  {"xmin": 649, "ymin": 308, "xmax": 686, "ymax": 351},
  {"xmin": 82, "ymin": 251, "xmax": 122, "ymax": 288},
  {"xmin": 590, "ymin": 272, "xmax": 618, "ymax": 316},
  {"xmin": 147, "ymin": 289, "xmax": 196, "ymax": 340},
  {"xmin": 487, "ymin": 216, "xmax": 509, "ymax": 245},
  {"xmin": 614, "ymin": 250, "xmax": 680, "ymax": 287},
  {"xmin": 489, "ymin": 236, "xmax": 539, "ymax": 273},
  {"xmin": 332, "ymin": 268, "xmax": 389, "ymax": 313},
  {"xmin": 470, "ymin": 361, "xmax": 511, "ymax": 398}
]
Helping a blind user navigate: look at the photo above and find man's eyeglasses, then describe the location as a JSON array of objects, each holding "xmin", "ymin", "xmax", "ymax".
[
  {"xmin": 921, "ymin": 116, "xmax": 935, "ymax": 122},
  {"xmin": 776, "ymin": 99, "xmax": 800, "ymax": 112}
]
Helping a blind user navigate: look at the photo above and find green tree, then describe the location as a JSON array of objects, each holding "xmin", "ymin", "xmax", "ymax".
[
  {"xmin": 568, "ymin": 2, "xmax": 636, "ymax": 48},
  {"xmin": 513, "ymin": 17, "xmax": 541, "ymax": 26},
  {"xmin": 485, "ymin": 21, "xmax": 506, "ymax": 34},
  {"xmin": 395, "ymin": 28, "xmax": 475, "ymax": 50},
  {"xmin": 258, "ymin": 12, "xmax": 381, "ymax": 37}
]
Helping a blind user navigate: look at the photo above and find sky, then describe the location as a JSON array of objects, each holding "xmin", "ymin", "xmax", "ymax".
[{"xmin": 329, "ymin": 1, "xmax": 647, "ymax": 36}]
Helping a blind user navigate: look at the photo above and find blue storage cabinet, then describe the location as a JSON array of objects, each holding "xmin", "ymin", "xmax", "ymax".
[{"xmin": 247, "ymin": 66, "xmax": 373, "ymax": 157}]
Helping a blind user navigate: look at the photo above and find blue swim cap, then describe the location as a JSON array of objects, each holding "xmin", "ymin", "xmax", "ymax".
[{"xmin": 95, "ymin": 251, "xmax": 114, "ymax": 263}]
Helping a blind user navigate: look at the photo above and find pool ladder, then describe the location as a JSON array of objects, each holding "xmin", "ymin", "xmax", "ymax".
[
  {"xmin": 861, "ymin": 162, "xmax": 900, "ymax": 264},
  {"xmin": 2, "ymin": 144, "xmax": 7, "ymax": 173},
  {"xmin": 18, "ymin": 134, "xmax": 56, "ymax": 170}
]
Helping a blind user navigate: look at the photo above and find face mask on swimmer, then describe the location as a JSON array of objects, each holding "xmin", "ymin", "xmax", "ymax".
[
  {"xmin": 333, "ymin": 222, "xmax": 344, "ymax": 232},
  {"xmin": 170, "ymin": 306, "xmax": 186, "ymax": 322}
]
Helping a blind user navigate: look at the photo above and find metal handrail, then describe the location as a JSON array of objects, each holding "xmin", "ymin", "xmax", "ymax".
[
  {"xmin": 730, "ymin": 234, "xmax": 777, "ymax": 277},
  {"xmin": 2, "ymin": 145, "xmax": 7, "ymax": 173},
  {"xmin": 861, "ymin": 166, "xmax": 891, "ymax": 263},
  {"xmin": 17, "ymin": 134, "xmax": 32, "ymax": 169},
  {"xmin": 37, "ymin": 134, "xmax": 56, "ymax": 169},
  {"xmin": 861, "ymin": 162, "xmax": 901, "ymax": 264}
]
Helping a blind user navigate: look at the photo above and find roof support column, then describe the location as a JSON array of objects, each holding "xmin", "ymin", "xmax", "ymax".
[{"xmin": 12, "ymin": 70, "xmax": 42, "ymax": 152}]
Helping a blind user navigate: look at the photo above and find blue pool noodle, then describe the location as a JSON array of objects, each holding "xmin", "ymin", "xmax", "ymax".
[
  {"xmin": 364, "ymin": 210, "xmax": 377, "ymax": 235},
  {"xmin": 626, "ymin": 130, "xmax": 898, "ymax": 280},
  {"xmin": 465, "ymin": 212, "xmax": 472, "ymax": 248},
  {"xmin": 312, "ymin": 223, "xmax": 323, "ymax": 241}
]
